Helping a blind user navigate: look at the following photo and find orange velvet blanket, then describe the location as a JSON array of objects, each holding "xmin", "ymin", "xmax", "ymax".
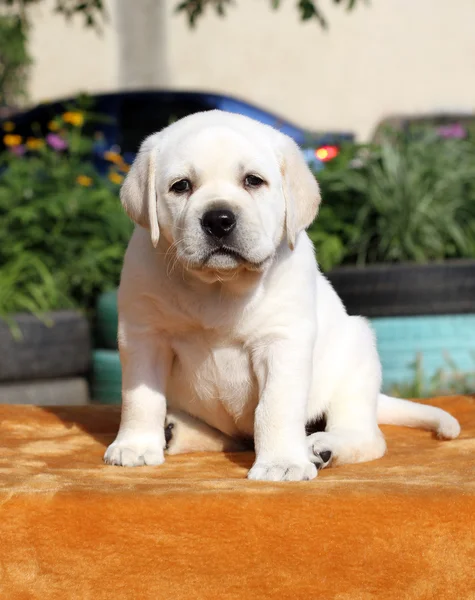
[{"xmin": 1, "ymin": 396, "xmax": 474, "ymax": 600}]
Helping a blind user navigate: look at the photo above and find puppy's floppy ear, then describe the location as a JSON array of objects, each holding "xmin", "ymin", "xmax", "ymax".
[
  {"xmin": 120, "ymin": 132, "xmax": 161, "ymax": 247},
  {"xmin": 276, "ymin": 133, "xmax": 321, "ymax": 250}
]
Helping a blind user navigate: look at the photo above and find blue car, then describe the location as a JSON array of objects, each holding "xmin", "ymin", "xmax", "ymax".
[{"xmin": 1, "ymin": 90, "xmax": 354, "ymax": 171}]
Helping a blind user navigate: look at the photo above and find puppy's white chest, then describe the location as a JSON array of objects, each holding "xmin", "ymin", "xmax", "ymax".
[{"xmin": 167, "ymin": 335, "xmax": 257, "ymax": 435}]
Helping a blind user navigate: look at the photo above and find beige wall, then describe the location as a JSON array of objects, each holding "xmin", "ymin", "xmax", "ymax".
[
  {"xmin": 28, "ymin": 0, "xmax": 118, "ymax": 102},
  {"xmin": 27, "ymin": 0, "xmax": 475, "ymax": 140}
]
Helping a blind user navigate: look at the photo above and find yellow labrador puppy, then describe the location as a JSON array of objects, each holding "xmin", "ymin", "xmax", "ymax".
[{"xmin": 104, "ymin": 110, "xmax": 460, "ymax": 481}]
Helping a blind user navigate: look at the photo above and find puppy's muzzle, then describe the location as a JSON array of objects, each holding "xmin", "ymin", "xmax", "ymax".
[{"xmin": 201, "ymin": 209, "xmax": 237, "ymax": 241}]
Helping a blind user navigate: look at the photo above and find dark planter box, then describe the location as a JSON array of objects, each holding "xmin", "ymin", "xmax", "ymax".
[
  {"xmin": 0, "ymin": 377, "xmax": 90, "ymax": 405},
  {"xmin": 326, "ymin": 259, "xmax": 475, "ymax": 318},
  {"xmin": 0, "ymin": 311, "xmax": 91, "ymax": 382}
]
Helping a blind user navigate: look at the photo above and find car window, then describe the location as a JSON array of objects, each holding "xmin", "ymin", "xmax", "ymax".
[{"xmin": 117, "ymin": 95, "xmax": 210, "ymax": 153}]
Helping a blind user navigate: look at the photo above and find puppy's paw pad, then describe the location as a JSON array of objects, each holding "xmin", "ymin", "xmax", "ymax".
[
  {"xmin": 307, "ymin": 432, "xmax": 338, "ymax": 467},
  {"xmin": 312, "ymin": 449, "xmax": 333, "ymax": 469},
  {"xmin": 247, "ymin": 460, "xmax": 317, "ymax": 482},
  {"xmin": 104, "ymin": 439, "xmax": 165, "ymax": 467},
  {"xmin": 307, "ymin": 429, "xmax": 386, "ymax": 465}
]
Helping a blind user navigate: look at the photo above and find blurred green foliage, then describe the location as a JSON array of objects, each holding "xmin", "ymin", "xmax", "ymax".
[
  {"xmin": 0, "ymin": 0, "xmax": 106, "ymax": 28},
  {"xmin": 310, "ymin": 129, "xmax": 475, "ymax": 271},
  {"xmin": 176, "ymin": 0, "xmax": 363, "ymax": 28},
  {"xmin": 0, "ymin": 106, "xmax": 132, "ymax": 319},
  {"xmin": 0, "ymin": 1, "xmax": 106, "ymax": 106},
  {"xmin": 389, "ymin": 353, "xmax": 475, "ymax": 398},
  {"xmin": 0, "ymin": 15, "xmax": 31, "ymax": 106}
]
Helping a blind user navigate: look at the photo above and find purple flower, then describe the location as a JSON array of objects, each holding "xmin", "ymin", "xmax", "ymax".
[
  {"xmin": 10, "ymin": 145, "xmax": 26, "ymax": 156},
  {"xmin": 46, "ymin": 133, "xmax": 68, "ymax": 151},
  {"xmin": 436, "ymin": 124, "xmax": 466, "ymax": 139}
]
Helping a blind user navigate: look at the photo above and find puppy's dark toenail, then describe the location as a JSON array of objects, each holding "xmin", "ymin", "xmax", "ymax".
[
  {"xmin": 164, "ymin": 422, "xmax": 174, "ymax": 446},
  {"xmin": 319, "ymin": 450, "xmax": 332, "ymax": 463}
]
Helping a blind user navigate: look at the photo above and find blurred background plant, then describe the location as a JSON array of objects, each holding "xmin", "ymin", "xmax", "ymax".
[
  {"xmin": 389, "ymin": 353, "xmax": 475, "ymax": 399},
  {"xmin": 0, "ymin": 0, "xmax": 106, "ymax": 29},
  {"xmin": 309, "ymin": 128, "xmax": 475, "ymax": 271},
  {"xmin": 0, "ymin": 103, "xmax": 132, "ymax": 320},
  {"xmin": 175, "ymin": 0, "xmax": 363, "ymax": 28},
  {"xmin": 0, "ymin": 14, "xmax": 31, "ymax": 107},
  {"xmin": 0, "ymin": 0, "xmax": 106, "ymax": 111},
  {"xmin": 3, "ymin": 106, "xmax": 475, "ymax": 316}
]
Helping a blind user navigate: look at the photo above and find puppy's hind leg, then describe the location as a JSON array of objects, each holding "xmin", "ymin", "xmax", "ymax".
[
  {"xmin": 165, "ymin": 410, "xmax": 248, "ymax": 455},
  {"xmin": 307, "ymin": 316, "xmax": 387, "ymax": 468}
]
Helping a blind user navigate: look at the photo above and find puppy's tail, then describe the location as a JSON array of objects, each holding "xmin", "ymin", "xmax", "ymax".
[{"xmin": 377, "ymin": 394, "xmax": 461, "ymax": 440}]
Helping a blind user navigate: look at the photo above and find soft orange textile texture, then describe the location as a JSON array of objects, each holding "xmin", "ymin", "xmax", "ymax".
[{"xmin": 0, "ymin": 396, "xmax": 474, "ymax": 600}]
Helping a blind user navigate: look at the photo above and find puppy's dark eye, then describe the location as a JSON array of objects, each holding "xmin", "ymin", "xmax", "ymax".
[
  {"xmin": 244, "ymin": 174, "xmax": 265, "ymax": 188},
  {"xmin": 170, "ymin": 179, "xmax": 191, "ymax": 194}
]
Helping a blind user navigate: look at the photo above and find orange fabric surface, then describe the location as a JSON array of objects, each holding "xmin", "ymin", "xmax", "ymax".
[{"xmin": 0, "ymin": 396, "xmax": 474, "ymax": 600}]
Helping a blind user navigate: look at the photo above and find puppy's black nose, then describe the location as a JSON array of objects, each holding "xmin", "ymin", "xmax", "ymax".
[{"xmin": 201, "ymin": 209, "xmax": 236, "ymax": 239}]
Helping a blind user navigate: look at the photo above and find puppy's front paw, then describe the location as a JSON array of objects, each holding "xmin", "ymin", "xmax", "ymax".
[
  {"xmin": 247, "ymin": 459, "xmax": 317, "ymax": 482},
  {"xmin": 104, "ymin": 433, "xmax": 165, "ymax": 467}
]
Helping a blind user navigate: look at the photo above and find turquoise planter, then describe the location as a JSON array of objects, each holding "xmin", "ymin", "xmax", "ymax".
[
  {"xmin": 371, "ymin": 314, "xmax": 475, "ymax": 391},
  {"xmin": 96, "ymin": 291, "xmax": 118, "ymax": 350},
  {"xmin": 91, "ymin": 349, "xmax": 122, "ymax": 404}
]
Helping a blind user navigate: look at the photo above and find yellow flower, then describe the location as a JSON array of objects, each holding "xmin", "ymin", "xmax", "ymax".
[
  {"xmin": 108, "ymin": 171, "xmax": 124, "ymax": 185},
  {"xmin": 76, "ymin": 175, "xmax": 93, "ymax": 187},
  {"xmin": 3, "ymin": 134, "xmax": 22, "ymax": 146},
  {"xmin": 104, "ymin": 151, "xmax": 123, "ymax": 165},
  {"xmin": 104, "ymin": 150, "xmax": 130, "ymax": 173},
  {"xmin": 26, "ymin": 137, "xmax": 44, "ymax": 150},
  {"xmin": 48, "ymin": 120, "xmax": 60, "ymax": 131},
  {"xmin": 2, "ymin": 121, "xmax": 15, "ymax": 132},
  {"xmin": 62, "ymin": 111, "xmax": 84, "ymax": 127}
]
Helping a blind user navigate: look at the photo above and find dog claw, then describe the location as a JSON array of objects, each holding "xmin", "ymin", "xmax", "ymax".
[{"xmin": 165, "ymin": 422, "xmax": 175, "ymax": 449}]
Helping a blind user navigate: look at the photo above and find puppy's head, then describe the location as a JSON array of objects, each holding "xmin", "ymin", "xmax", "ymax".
[{"xmin": 121, "ymin": 110, "xmax": 320, "ymax": 281}]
